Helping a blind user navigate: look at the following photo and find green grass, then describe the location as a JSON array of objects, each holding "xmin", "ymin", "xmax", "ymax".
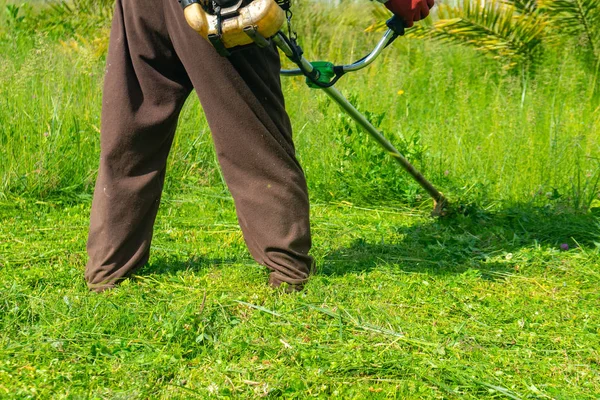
[
  {"xmin": 1, "ymin": 1, "xmax": 600, "ymax": 398},
  {"xmin": 1, "ymin": 192, "xmax": 599, "ymax": 398},
  {"xmin": 1, "ymin": 2, "xmax": 599, "ymax": 207}
]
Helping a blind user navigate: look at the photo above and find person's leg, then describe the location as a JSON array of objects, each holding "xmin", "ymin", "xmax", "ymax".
[
  {"xmin": 164, "ymin": 1, "xmax": 314, "ymax": 289},
  {"xmin": 85, "ymin": 0, "xmax": 193, "ymax": 291}
]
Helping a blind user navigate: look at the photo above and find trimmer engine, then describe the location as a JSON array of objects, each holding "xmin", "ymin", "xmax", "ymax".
[{"xmin": 179, "ymin": 0, "xmax": 288, "ymax": 55}]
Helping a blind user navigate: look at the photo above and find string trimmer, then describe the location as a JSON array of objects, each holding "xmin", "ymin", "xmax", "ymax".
[{"xmin": 179, "ymin": 0, "xmax": 449, "ymax": 216}]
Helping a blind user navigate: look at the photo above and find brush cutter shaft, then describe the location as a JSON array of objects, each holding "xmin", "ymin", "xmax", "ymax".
[{"xmin": 274, "ymin": 33, "xmax": 315, "ymax": 74}]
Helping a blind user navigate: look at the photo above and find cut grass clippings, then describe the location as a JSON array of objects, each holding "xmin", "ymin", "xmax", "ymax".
[{"xmin": 1, "ymin": 191, "xmax": 599, "ymax": 398}]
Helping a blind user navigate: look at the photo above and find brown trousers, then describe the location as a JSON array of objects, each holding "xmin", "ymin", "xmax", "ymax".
[{"xmin": 85, "ymin": 0, "xmax": 313, "ymax": 291}]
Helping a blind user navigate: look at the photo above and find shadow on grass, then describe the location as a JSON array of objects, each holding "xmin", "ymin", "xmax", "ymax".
[
  {"xmin": 140, "ymin": 255, "xmax": 246, "ymax": 277},
  {"xmin": 320, "ymin": 204, "xmax": 600, "ymax": 277},
  {"xmin": 135, "ymin": 204, "xmax": 599, "ymax": 280}
]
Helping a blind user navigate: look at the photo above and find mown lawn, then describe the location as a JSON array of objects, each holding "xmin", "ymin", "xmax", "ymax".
[
  {"xmin": 1, "ymin": 191, "xmax": 598, "ymax": 398},
  {"xmin": 1, "ymin": 0, "xmax": 600, "ymax": 398}
]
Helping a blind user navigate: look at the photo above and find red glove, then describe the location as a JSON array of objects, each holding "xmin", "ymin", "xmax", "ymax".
[{"xmin": 384, "ymin": 0, "xmax": 435, "ymax": 28}]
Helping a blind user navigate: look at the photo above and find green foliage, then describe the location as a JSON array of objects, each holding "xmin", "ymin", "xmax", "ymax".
[
  {"xmin": 7, "ymin": 0, "xmax": 115, "ymax": 37},
  {"xmin": 313, "ymin": 93, "xmax": 428, "ymax": 203},
  {"xmin": 2, "ymin": 2, "xmax": 33, "ymax": 32},
  {"xmin": 48, "ymin": 0, "xmax": 114, "ymax": 22},
  {"xmin": 506, "ymin": 0, "xmax": 539, "ymax": 14},
  {"xmin": 4, "ymin": 3, "xmax": 25, "ymax": 24}
]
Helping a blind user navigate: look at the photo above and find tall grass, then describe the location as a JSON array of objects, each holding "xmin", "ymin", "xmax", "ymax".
[{"xmin": 0, "ymin": 1, "xmax": 599, "ymax": 209}]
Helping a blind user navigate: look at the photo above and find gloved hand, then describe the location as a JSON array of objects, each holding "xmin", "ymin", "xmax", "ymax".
[{"xmin": 384, "ymin": 0, "xmax": 434, "ymax": 28}]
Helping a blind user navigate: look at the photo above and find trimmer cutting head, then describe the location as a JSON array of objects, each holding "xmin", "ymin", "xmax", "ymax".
[{"xmin": 432, "ymin": 198, "xmax": 449, "ymax": 218}]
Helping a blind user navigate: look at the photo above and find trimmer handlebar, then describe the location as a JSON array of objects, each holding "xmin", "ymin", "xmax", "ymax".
[{"xmin": 280, "ymin": 16, "xmax": 405, "ymax": 77}]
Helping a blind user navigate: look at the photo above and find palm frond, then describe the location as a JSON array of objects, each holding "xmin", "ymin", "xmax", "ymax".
[
  {"xmin": 538, "ymin": 0, "xmax": 600, "ymax": 62},
  {"xmin": 421, "ymin": 1, "xmax": 547, "ymax": 70},
  {"xmin": 369, "ymin": 0, "xmax": 599, "ymax": 71},
  {"xmin": 503, "ymin": 0, "xmax": 539, "ymax": 14},
  {"xmin": 368, "ymin": 1, "xmax": 548, "ymax": 70}
]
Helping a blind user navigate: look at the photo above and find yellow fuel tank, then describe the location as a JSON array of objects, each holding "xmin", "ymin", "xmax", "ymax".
[{"xmin": 183, "ymin": 0, "xmax": 285, "ymax": 49}]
